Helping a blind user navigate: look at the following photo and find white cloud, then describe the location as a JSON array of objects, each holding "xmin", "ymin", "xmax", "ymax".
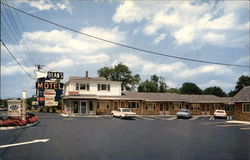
[
  {"xmin": 21, "ymin": 0, "xmax": 72, "ymax": 13},
  {"xmin": 177, "ymin": 65, "xmax": 233, "ymax": 78},
  {"xmin": 1, "ymin": 65, "xmax": 34, "ymax": 76},
  {"xmin": 22, "ymin": 27, "xmax": 125, "ymax": 55},
  {"xmin": 199, "ymin": 80, "xmax": 234, "ymax": 90},
  {"xmin": 113, "ymin": 1, "xmax": 249, "ymax": 46},
  {"xmin": 117, "ymin": 53, "xmax": 234, "ymax": 79},
  {"xmin": 235, "ymin": 56, "xmax": 250, "ymax": 64},
  {"xmin": 153, "ymin": 33, "xmax": 166, "ymax": 44}
]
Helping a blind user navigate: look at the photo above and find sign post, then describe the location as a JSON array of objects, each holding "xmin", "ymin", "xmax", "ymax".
[{"xmin": 22, "ymin": 90, "xmax": 27, "ymax": 121}]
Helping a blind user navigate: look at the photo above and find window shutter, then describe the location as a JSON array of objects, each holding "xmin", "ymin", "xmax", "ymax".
[
  {"xmin": 76, "ymin": 83, "xmax": 79, "ymax": 90},
  {"xmin": 87, "ymin": 84, "xmax": 89, "ymax": 91},
  {"xmin": 98, "ymin": 84, "xmax": 100, "ymax": 91},
  {"xmin": 108, "ymin": 84, "xmax": 110, "ymax": 91}
]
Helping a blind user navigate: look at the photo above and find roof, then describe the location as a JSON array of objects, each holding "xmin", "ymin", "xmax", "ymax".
[
  {"xmin": 233, "ymin": 86, "xmax": 250, "ymax": 102},
  {"xmin": 65, "ymin": 76, "xmax": 122, "ymax": 85},
  {"xmin": 122, "ymin": 91, "xmax": 186, "ymax": 102},
  {"xmin": 62, "ymin": 91, "xmax": 233, "ymax": 103}
]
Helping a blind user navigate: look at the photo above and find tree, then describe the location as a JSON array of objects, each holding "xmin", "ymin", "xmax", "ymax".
[
  {"xmin": 98, "ymin": 63, "xmax": 140, "ymax": 90},
  {"xmin": 167, "ymin": 88, "xmax": 180, "ymax": 94},
  {"xmin": 203, "ymin": 86, "xmax": 226, "ymax": 97},
  {"xmin": 138, "ymin": 74, "xmax": 168, "ymax": 92},
  {"xmin": 228, "ymin": 75, "xmax": 250, "ymax": 96},
  {"xmin": 179, "ymin": 82, "xmax": 202, "ymax": 95}
]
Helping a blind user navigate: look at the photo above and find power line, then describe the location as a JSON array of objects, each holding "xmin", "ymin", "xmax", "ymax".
[
  {"xmin": 1, "ymin": 40, "xmax": 35, "ymax": 80},
  {"xmin": 1, "ymin": 8, "xmax": 34, "ymax": 67},
  {"xmin": 1, "ymin": 2, "xmax": 35, "ymax": 67},
  {"xmin": 1, "ymin": 2, "xmax": 249, "ymax": 68}
]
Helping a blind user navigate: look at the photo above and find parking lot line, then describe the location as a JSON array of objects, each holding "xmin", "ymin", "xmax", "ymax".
[
  {"xmin": 216, "ymin": 124, "xmax": 249, "ymax": 127},
  {"xmin": 166, "ymin": 117, "xmax": 177, "ymax": 120},
  {"xmin": 209, "ymin": 117, "xmax": 214, "ymax": 120},
  {"xmin": 136, "ymin": 116, "xmax": 155, "ymax": 120},
  {"xmin": 240, "ymin": 128, "xmax": 250, "ymax": 130},
  {"xmin": 190, "ymin": 116, "xmax": 199, "ymax": 120}
]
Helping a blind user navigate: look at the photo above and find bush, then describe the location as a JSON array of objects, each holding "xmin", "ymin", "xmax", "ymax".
[{"xmin": 0, "ymin": 115, "xmax": 38, "ymax": 127}]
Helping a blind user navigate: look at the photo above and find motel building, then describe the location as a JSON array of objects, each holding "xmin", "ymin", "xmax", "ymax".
[{"xmin": 62, "ymin": 73, "xmax": 250, "ymax": 121}]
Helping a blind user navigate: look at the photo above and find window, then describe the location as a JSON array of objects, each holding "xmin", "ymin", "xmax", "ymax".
[
  {"xmin": 191, "ymin": 104, "xmax": 200, "ymax": 111},
  {"xmin": 76, "ymin": 83, "xmax": 79, "ymax": 90},
  {"xmin": 174, "ymin": 102, "xmax": 181, "ymax": 110},
  {"xmin": 242, "ymin": 103, "xmax": 250, "ymax": 113},
  {"xmin": 146, "ymin": 103, "xmax": 155, "ymax": 110},
  {"xmin": 97, "ymin": 101, "xmax": 110, "ymax": 109},
  {"xmin": 98, "ymin": 84, "xmax": 110, "ymax": 91},
  {"xmin": 128, "ymin": 102, "xmax": 139, "ymax": 108},
  {"xmin": 76, "ymin": 83, "xmax": 89, "ymax": 91}
]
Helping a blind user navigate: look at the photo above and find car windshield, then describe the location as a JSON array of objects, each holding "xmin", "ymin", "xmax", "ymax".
[
  {"xmin": 122, "ymin": 109, "xmax": 131, "ymax": 112},
  {"xmin": 180, "ymin": 109, "xmax": 188, "ymax": 113}
]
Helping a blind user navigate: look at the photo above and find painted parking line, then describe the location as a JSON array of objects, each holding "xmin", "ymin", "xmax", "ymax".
[
  {"xmin": 226, "ymin": 116, "xmax": 232, "ymax": 120},
  {"xmin": 190, "ymin": 116, "xmax": 199, "ymax": 120},
  {"xmin": 166, "ymin": 117, "xmax": 177, "ymax": 120},
  {"xmin": 216, "ymin": 124, "xmax": 249, "ymax": 127},
  {"xmin": 0, "ymin": 139, "xmax": 50, "ymax": 149},
  {"xmin": 209, "ymin": 117, "xmax": 214, "ymax": 120},
  {"xmin": 240, "ymin": 128, "xmax": 250, "ymax": 130},
  {"xmin": 139, "ymin": 116, "xmax": 155, "ymax": 120}
]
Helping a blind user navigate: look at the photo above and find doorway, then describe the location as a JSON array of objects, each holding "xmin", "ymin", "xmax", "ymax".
[{"xmin": 80, "ymin": 101, "xmax": 87, "ymax": 114}]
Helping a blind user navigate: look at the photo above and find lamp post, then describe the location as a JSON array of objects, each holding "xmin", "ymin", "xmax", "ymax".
[{"xmin": 22, "ymin": 90, "xmax": 27, "ymax": 121}]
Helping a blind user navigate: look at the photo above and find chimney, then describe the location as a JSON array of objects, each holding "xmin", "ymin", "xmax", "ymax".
[{"xmin": 85, "ymin": 71, "xmax": 88, "ymax": 78}]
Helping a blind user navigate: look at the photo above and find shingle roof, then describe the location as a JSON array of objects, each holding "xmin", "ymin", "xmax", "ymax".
[
  {"xmin": 122, "ymin": 91, "xmax": 231, "ymax": 103},
  {"xmin": 233, "ymin": 86, "xmax": 250, "ymax": 102}
]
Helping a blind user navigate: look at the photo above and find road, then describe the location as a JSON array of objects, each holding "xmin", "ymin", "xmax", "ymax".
[{"xmin": 0, "ymin": 113, "xmax": 249, "ymax": 160}]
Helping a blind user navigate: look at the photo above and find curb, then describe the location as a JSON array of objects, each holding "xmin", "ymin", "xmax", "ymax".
[{"xmin": 0, "ymin": 121, "xmax": 39, "ymax": 131}]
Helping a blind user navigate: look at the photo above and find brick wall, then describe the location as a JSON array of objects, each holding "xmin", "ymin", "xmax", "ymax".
[{"xmin": 234, "ymin": 103, "xmax": 250, "ymax": 121}]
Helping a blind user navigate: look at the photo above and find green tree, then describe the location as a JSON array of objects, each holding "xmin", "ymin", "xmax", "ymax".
[
  {"xmin": 203, "ymin": 86, "xmax": 226, "ymax": 97},
  {"xmin": 138, "ymin": 74, "xmax": 168, "ymax": 92},
  {"xmin": 167, "ymin": 88, "xmax": 180, "ymax": 94},
  {"xmin": 179, "ymin": 82, "xmax": 202, "ymax": 95},
  {"xmin": 98, "ymin": 63, "xmax": 140, "ymax": 90},
  {"xmin": 228, "ymin": 75, "xmax": 250, "ymax": 96}
]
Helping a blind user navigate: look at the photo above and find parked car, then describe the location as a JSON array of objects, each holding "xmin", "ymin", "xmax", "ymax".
[
  {"xmin": 213, "ymin": 110, "xmax": 227, "ymax": 118},
  {"xmin": 111, "ymin": 108, "xmax": 136, "ymax": 119},
  {"xmin": 176, "ymin": 109, "xmax": 192, "ymax": 119}
]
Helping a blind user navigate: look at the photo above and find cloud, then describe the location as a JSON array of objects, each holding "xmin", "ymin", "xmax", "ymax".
[
  {"xmin": 176, "ymin": 65, "xmax": 233, "ymax": 79},
  {"xmin": 1, "ymin": 64, "xmax": 34, "ymax": 76},
  {"xmin": 116, "ymin": 53, "xmax": 233, "ymax": 79},
  {"xmin": 20, "ymin": 0, "xmax": 72, "ymax": 13},
  {"xmin": 235, "ymin": 56, "xmax": 250, "ymax": 64},
  {"xmin": 113, "ymin": 1, "xmax": 249, "ymax": 46},
  {"xmin": 199, "ymin": 80, "xmax": 234, "ymax": 90},
  {"xmin": 153, "ymin": 33, "xmax": 166, "ymax": 44},
  {"xmin": 22, "ymin": 27, "xmax": 125, "ymax": 55}
]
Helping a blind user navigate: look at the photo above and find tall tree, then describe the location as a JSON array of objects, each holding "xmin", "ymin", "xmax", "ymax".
[
  {"xmin": 228, "ymin": 75, "xmax": 250, "ymax": 96},
  {"xmin": 98, "ymin": 63, "xmax": 140, "ymax": 90},
  {"xmin": 203, "ymin": 86, "xmax": 226, "ymax": 97},
  {"xmin": 138, "ymin": 74, "xmax": 168, "ymax": 92},
  {"xmin": 179, "ymin": 82, "xmax": 202, "ymax": 95}
]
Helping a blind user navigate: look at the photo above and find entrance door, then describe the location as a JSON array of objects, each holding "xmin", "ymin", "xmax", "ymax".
[{"xmin": 80, "ymin": 101, "xmax": 87, "ymax": 114}]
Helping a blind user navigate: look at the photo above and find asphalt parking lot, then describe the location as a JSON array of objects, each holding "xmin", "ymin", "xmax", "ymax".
[{"xmin": 0, "ymin": 113, "xmax": 249, "ymax": 160}]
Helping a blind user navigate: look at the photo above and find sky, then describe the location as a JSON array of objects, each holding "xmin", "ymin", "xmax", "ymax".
[{"xmin": 1, "ymin": 0, "xmax": 249, "ymax": 98}]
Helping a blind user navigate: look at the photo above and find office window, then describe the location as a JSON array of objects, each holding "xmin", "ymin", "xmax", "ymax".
[
  {"xmin": 191, "ymin": 104, "xmax": 200, "ymax": 111},
  {"xmin": 242, "ymin": 103, "xmax": 250, "ymax": 113}
]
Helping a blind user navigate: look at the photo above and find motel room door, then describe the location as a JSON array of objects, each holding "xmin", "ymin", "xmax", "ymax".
[{"xmin": 80, "ymin": 101, "xmax": 87, "ymax": 114}]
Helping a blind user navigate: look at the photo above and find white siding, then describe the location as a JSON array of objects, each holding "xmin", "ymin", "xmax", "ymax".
[{"xmin": 65, "ymin": 82, "xmax": 121, "ymax": 96}]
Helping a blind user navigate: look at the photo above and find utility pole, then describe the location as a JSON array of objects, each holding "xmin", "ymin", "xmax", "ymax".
[{"xmin": 22, "ymin": 90, "xmax": 27, "ymax": 121}]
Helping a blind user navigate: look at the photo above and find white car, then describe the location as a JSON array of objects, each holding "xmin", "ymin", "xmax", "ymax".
[
  {"xmin": 213, "ymin": 109, "xmax": 227, "ymax": 118},
  {"xmin": 111, "ymin": 108, "xmax": 136, "ymax": 119}
]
